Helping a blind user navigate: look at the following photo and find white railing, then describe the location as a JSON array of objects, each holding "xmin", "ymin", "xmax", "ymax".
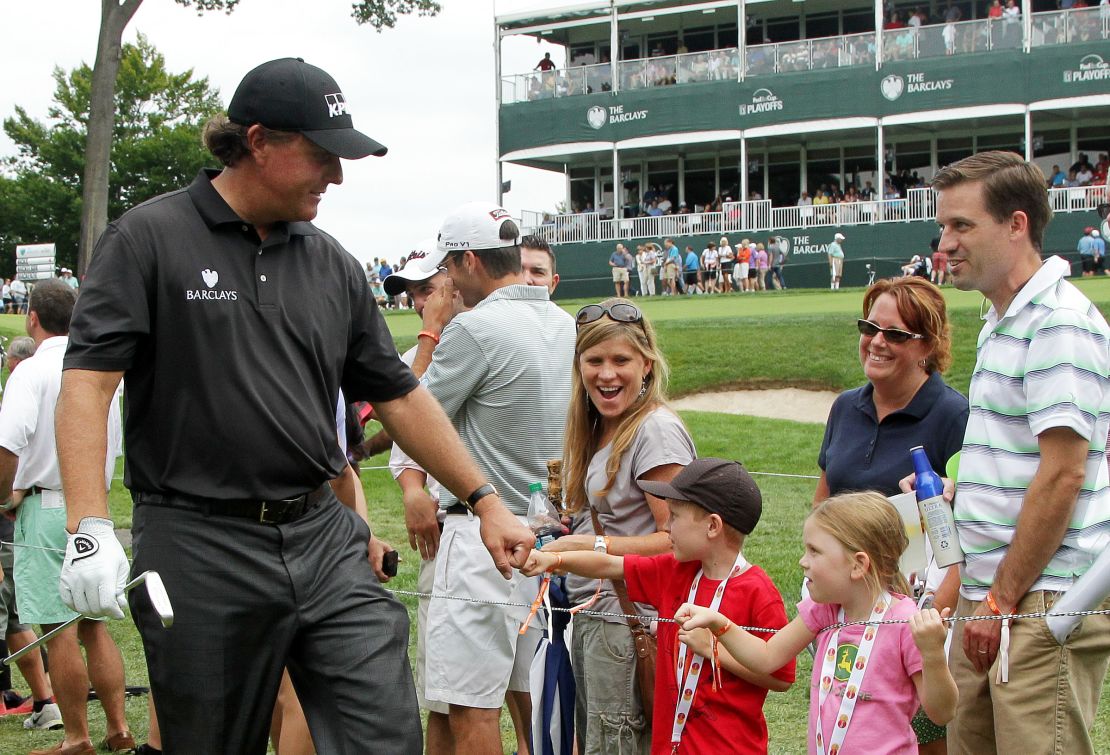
[
  {"xmin": 1032, "ymin": 6, "xmax": 1110, "ymax": 46},
  {"xmin": 1049, "ymin": 184, "xmax": 1108, "ymax": 213},
  {"xmin": 522, "ymin": 185, "xmax": 1103, "ymax": 245},
  {"xmin": 501, "ymin": 62, "xmax": 614, "ymax": 104},
  {"xmin": 501, "ymin": 10, "xmax": 1107, "ymax": 105}
]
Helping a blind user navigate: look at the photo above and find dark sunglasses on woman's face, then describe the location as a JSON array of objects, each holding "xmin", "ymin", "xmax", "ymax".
[
  {"xmin": 856, "ymin": 319, "xmax": 924, "ymax": 344},
  {"xmin": 575, "ymin": 302, "xmax": 644, "ymax": 328}
]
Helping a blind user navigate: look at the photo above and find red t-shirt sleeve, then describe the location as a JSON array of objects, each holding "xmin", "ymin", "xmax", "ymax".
[
  {"xmin": 623, "ymin": 552, "xmax": 674, "ymax": 608},
  {"xmin": 749, "ymin": 580, "xmax": 797, "ymax": 683}
]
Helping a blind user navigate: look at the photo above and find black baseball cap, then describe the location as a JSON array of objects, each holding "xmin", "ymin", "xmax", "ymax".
[
  {"xmin": 638, "ymin": 458, "xmax": 763, "ymax": 534},
  {"xmin": 228, "ymin": 58, "xmax": 387, "ymax": 160}
]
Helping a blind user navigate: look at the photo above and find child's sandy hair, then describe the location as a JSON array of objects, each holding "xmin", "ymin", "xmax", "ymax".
[{"xmin": 809, "ymin": 491, "xmax": 911, "ymax": 599}]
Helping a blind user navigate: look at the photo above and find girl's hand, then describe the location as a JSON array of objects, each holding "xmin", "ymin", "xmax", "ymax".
[
  {"xmin": 677, "ymin": 626, "xmax": 713, "ymax": 658},
  {"xmin": 675, "ymin": 603, "xmax": 726, "ymax": 634},
  {"xmin": 520, "ymin": 551, "xmax": 557, "ymax": 577},
  {"xmin": 909, "ymin": 607, "xmax": 951, "ymax": 658}
]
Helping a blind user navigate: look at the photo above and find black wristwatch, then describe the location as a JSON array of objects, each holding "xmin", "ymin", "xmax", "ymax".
[{"xmin": 464, "ymin": 483, "xmax": 497, "ymax": 513}]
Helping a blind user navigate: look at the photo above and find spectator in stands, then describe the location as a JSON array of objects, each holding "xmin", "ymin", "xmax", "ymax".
[
  {"xmin": 646, "ymin": 200, "xmax": 663, "ymax": 218},
  {"xmin": 988, "ymin": 0, "xmax": 1004, "ymax": 18},
  {"xmin": 609, "ymin": 244, "xmax": 631, "ymax": 298},
  {"xmin": 1048, "ymin": 165, "xmax": 1067, "ymax": 188},
  {"xmin": 1093, "ymin": 153, "xmax": 1108, "ymax": 185},
  {"xmin": 534, "ymin": 52, "xmax": 556, "ymax": 72},
  {"xmin": 1076, "ymin": 162, "xmax": 1094, "ymax": 186}
]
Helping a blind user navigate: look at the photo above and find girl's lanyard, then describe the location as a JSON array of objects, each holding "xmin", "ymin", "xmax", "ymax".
[
  {"xmin": 814, "ymin": 593, "xmax": 892, "ymax": 755},
  {"xmin": 669, "ymin": 551, "xmax": 750, "ymax": 754}
]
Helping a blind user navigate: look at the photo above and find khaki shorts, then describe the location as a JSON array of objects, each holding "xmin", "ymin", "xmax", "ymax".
[
  {"xmin": 662, "ymin": 266, "xmax": 677, "ymax": 281},
  {"xmin": 612, "ymin": 267, "xmax": 630, "ymax": 283},
  {"xmin": 949, "ymin": 591, "xmax": 1110, "ymax": 754},
  {"xmin": 830, "ymin": 257, "xmax": 844, "ymax": 277}
]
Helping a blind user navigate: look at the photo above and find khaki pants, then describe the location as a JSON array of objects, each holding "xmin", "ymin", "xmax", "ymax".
[
  {"xmin": 571, "ymin": 619, "xmax": 649, "ymax": 755},
  {"xmin": 949, "ymin": 592, "xmax": 1110, "ymax": 754}
]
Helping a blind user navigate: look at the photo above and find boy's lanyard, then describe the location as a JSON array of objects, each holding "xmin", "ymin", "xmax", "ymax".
[
  {"xmin": 814, "ymin": 593, "xmax": 892, "ymax": 755},
  {"xmin": 669, "ymin": 551, "xmax": 750, "ymax": 754}
]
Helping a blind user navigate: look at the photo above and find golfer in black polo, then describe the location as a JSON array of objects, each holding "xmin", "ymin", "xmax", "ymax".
[{"xmin": 53, "ymin": 58, "xmax": 534, "ymax": 754}]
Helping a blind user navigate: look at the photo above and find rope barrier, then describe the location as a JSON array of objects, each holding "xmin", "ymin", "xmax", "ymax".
[
  {"xmin": 114, "ymin": 466, "xmax": 821, "ymax": 480},
  {"xmin": 385, "ymin": 587, "xmax": 1110, "ymax": 636}
]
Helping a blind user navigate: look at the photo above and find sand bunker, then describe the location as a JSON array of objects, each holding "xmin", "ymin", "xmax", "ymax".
[{"xmin": 671, "ymin": 388, "xmax": 838, "ymax": 424}]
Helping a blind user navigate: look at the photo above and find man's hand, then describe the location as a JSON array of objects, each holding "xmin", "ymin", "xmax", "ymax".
[
  {"xmin": 421, "ymin": 278, "xmax": 459, "ymax": 336},
  {"xmin": 59, "ymin": 517, "xmax": 129, "ymax": 619},
  {"xmin": 476, "ymin": 498, "xmax": 534, "ymax": 579},
  {"xmin": 368, "ymin": 535, "xmax": 397, "ymax": 583},
  {"xmin": 961, "ymin": 600, "xmax": 1003, "ymax": 673},
  {"xmin": 403, "ymin": 488, "xmax": 441, "ymax": 560}
]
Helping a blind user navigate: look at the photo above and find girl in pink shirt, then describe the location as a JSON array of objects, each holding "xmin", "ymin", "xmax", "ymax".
[{"xmin": 678, "ymin": 492, "xmax": 957, "ymax": 754}]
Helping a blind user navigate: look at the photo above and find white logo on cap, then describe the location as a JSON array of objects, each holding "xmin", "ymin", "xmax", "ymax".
[
  {"xmin": 881, "ymin": 75, "xmax": 905, "ymax": 101},
  {"xmin": 587, "ymin": 105, "xmax": 607, "ymax": 130},
  {"xmin": 325, "ymin": 93, "xmax": 349, "ymax": 118},
  {"xmin": 201, "ymin": 268, "xmax": 219, "ymax": 288}
]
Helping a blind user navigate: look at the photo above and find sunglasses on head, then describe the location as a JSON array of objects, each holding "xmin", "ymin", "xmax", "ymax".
[
  {"xmin": 856, "ymin": 319, "xmax": 924, "ymax": 344},
  {"xmin": 575, "ymin": 302, "xmax": 644, "ymax": 328}
]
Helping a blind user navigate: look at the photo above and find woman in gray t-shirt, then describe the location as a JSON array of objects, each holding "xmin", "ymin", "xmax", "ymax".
[{"xmin": 546, "ymin": 299, "xmax": 695, "ymax": 754}]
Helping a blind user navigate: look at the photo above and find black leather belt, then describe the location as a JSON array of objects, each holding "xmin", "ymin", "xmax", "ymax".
[
  {"xmin": 445, "ymin": 503, "xmax": 470, "ymax": 516},
  {"xmin": 133, "ymin": 485, "xmax": 331, "ymax": 525}
]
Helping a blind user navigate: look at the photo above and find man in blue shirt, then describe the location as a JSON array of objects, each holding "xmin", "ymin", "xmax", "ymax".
[
  {"xmin": 609, "ymin": 243, "xmax": 630, "ymax": 297},
  {"xmin": 1079, "ymin": 227, "xmax": 1098, "ymax": 277},
  {"xmin": 683, "ymin": 246, "xmax": 701, "ymax": 294}
]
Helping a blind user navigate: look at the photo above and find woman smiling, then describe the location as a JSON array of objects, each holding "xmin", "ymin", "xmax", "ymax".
[
  {"xmin": 815, "ymin": 277, "xmax": 968, "ymax": 501},
  {"xmin": 546, "ymin": 298, "xmax": 695, "ymax": 754}
]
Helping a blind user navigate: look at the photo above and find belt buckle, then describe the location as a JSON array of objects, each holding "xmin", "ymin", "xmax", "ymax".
[{"xmin": 259, "ymin": 500, "xmax": 285, "ymax": 524}]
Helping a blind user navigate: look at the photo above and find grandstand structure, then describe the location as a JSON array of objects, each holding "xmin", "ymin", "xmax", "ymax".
[{"xmin": 494, "ymin": 0, "xmax": 1110, "ymax": 295}]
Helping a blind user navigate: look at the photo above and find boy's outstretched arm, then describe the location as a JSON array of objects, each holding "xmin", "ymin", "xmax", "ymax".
[
  {"xmin": 909, "ymin": 608, "xmax": 958, "ymax": 725},
  {"xmin": 677, "ymin": 603, "xmax": 815, "ymax": 675},
  {"xmin": 521, "ymin": 549, "xmax": 625, "ymax": 580}
]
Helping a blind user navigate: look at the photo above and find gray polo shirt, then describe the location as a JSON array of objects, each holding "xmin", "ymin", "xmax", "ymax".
[{"xmin": 422, "ymin": 284, "xmax": 575, "ymax": 515}]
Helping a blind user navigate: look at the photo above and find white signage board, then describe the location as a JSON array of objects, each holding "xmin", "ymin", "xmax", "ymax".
[{"xmin": 14, "ymin": 243, "xmax": 56, "ymax": 281}]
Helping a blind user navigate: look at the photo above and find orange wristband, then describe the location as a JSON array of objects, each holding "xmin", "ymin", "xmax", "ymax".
[
  {"xmin": 418, "ymin": 330, "xmax": 440, "ymax": 345},
  {"xmin": 984, "ymin": 590, "xmax": 1005, "ymax": 616},
  {"xmin": 712, "ymin": 619, "xmax": 734, "ymax": 638}
]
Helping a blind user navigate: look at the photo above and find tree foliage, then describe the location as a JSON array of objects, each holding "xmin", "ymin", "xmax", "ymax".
[{"xmin": 0, "ymin": 36, "xmax": 222, "ymax": 274}]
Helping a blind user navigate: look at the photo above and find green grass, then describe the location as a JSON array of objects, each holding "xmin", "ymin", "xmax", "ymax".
[{"xmin": 4, "ymin": 278, "xmax": 1110, "ymax": 752}]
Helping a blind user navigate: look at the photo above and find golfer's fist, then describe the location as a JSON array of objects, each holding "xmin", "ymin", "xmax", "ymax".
[{"xmin": 59, "ymin": 517, "xmax": 129, "ymax": 619}]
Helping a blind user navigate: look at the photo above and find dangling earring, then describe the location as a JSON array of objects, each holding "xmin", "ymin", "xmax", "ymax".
[
  {"xmin": 638, "ymin": 377, "xmax": 648, "ymax": 399},
  {"xmin": 919, "ymin": 359, "xmax": 927, "ymax": 368}
]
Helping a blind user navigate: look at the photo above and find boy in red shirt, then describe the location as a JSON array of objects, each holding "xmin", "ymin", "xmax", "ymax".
[{"xmin": 522, "ymin": 458, "xmax": 795, "ymax": 754}]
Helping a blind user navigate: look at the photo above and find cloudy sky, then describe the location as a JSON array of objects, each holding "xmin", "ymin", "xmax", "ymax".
[{"xmin": 1, "ymin": 0, "xmax": 569, "ymax": 263}]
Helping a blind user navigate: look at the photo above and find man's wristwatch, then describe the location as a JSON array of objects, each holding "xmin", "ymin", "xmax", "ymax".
[
  {"xmin": 594, "ymin": 535, "xmax": 610, "ymax": 554},
  {"xmin": 464, "ymin": 483, "xmax": 497, "ymax": 513}
]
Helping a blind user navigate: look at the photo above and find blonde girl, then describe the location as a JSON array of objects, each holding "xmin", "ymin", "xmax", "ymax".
[{"xmin": 677, "ymin": 492, "xmax": 957, "ymax": 754}]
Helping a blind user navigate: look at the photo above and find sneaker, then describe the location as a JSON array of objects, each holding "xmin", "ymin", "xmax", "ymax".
[{"xmin": 24, "ymin": 701, "xmax": 63, "ymax": 730}]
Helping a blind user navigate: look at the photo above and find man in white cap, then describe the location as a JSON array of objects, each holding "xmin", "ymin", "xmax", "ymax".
[
  {"xmin": 828, "ymin": 232, "xmax": 845, "ymax": 289},
  {"xmin": 411, "ymin": 202, "xmax": 575, "ymax": 753},
  {"xmin": 54, "ymin": 58, "xmax": 533, "ymax": 753}
]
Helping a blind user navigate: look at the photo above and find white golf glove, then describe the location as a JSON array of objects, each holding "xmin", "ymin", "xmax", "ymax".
[{"xmin": 59, "ymin": 517, "xmax": 129, "ymax": 619}]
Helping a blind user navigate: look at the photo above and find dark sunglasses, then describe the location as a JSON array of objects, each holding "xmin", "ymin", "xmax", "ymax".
[
  {"xmin": 856, "ymin": 319, "xmax": 924, "ymax": 344},
  {"xmin": 576, "ymin": 302, "xmax": 644, "ymax": 328}
]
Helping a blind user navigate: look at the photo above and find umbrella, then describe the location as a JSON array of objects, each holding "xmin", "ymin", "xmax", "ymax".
[{"xmin": 530, "ymin": 575, "xmax": 576, "ymax": 755}]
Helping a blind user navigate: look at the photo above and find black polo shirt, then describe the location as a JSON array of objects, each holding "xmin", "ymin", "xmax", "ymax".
[
  {"xmin": 65, "ymin": 169, "xmax": 417, "ymax": 500},
  {"xmin": 818, "ymin": 371, "xmax": 969, "ymax": 497}
]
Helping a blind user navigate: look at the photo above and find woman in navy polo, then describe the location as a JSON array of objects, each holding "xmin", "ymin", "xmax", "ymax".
[{"xmin": 814, "ymin": 276, "xmax": 968, "ymax": 755}]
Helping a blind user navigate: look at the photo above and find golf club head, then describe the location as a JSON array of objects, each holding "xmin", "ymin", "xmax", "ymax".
[{"xmin": 128, "ymin": 570, "xmax": 174, "ymax": 628}]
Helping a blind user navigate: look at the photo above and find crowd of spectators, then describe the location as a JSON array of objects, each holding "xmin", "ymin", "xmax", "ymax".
[
  {"xmin": 1047, "ymin": 152, "xmax": 1110, "ymax": 189},
  {"xmin": 613, "ymin": 234, "xmax": 790, "ymax": 297}
]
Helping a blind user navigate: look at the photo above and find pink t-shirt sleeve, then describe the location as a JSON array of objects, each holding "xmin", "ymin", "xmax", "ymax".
[{"xmin": 798, "ymin": 596, "xmax": 837, "ymax": 635}]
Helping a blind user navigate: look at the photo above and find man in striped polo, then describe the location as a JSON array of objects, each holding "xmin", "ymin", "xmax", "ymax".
[
  {"xmin": 934, "ymin": 151, "xmax": 1110, "ymax": 754},
  {"xmin": 414, "ymin": 202, "xmax": 576, "ymax": 754}
]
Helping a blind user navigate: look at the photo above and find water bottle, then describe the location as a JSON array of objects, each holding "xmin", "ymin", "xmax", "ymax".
[
  {"xmin": 527, "ymin": 482, "xmax": 562, "ymax": 549},
  {"xmin": 911, "ymin": 445, "xmax": 964, "ymax": 568}
]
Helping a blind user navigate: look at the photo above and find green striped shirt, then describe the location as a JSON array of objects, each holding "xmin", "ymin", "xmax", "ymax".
[{"xmin": 956, "ymin": 256, "xmax": 1110, "ymax": 598}]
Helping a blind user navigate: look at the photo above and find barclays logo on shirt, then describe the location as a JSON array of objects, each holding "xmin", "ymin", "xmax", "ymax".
[{"xmin": 186, "ymin": 268, "xmax": 238, "ymax": 301}]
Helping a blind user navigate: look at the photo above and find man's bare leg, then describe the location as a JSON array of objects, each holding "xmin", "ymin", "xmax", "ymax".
[
  {"xmin": 426, "ymin": 711, "xmax": 453, "ymax": 755},
  {"xmin": 506, "ymin": 690, "xmax": 532, "ymax": 755},
  {"xmin": 448, "ymin": 704, "xmax": 501, "ymax": 755},
  {"xmin": 78, "ymin": 619, "xmax": 130, "ymax": 739},
  {"xmin": 6, "ymin": 629, "xmax": 53, "ymax": 702},
  {"xmin": 41, "ymin": 624, "xmax": 91, "ymax": 747}
]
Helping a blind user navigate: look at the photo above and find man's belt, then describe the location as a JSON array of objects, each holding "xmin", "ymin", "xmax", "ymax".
[
  {"xmin": 445, "ymin": 503, "xmax": 470, "ymax": 516},
  {"xmin": 133, "ymin": 485, "xmax": 331, "ymax": 525}
]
